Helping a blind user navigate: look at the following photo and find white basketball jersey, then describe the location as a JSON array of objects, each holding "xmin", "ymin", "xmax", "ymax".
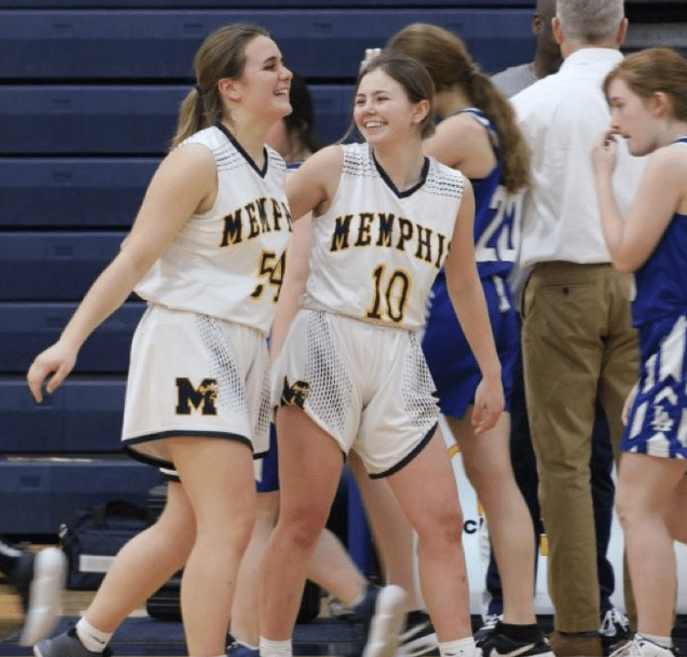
[
  {"xmin": 135, "ymin": 124, "xmax": 292, "ymax": 334},
  {"xmin": 302, "ymin": 142, "xmax": 464, "ymax": 331}
]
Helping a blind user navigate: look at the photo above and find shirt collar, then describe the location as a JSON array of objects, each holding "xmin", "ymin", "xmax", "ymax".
[{"xmin": 560, "ymin": 47, "xmax": 624, "ymax": 71}]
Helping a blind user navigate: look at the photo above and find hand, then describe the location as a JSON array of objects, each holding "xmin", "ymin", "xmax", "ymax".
[
  {"xmin": 471, "ymin": 376, "xmax": 504, "ymax": 435},
  {"xmin": 27, "ymin": 339, "xmax": 79, "ymax": 403},
  {"xmin": 622, "ymin": 381, "xmax": 639, "ymax": 426},
  {"xmin": 591, "ymin": 129, "xmax": 619, "ymax": 178},
  {"xmin": 360, "ymin": 47, "xmax": 381, "ymax": 73}
]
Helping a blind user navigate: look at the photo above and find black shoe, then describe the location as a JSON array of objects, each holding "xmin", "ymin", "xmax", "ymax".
[
  {"xmin": 475, "ymin": 615, "xmax": 502, "ymax": 646},
  {"xmin": 397, "ymin": 610, "xmax": 439, "ymax": 657},
  {"xmin": 479, "ymin": 623, "xmax": 554, "ymax": 657},
  {"xmin": 34, "ymin": 627, "xmax": 112, "ymax": 657},
  {"xmin": 600, "ymin": 609, "xmax": 631, "ymax": 656}
]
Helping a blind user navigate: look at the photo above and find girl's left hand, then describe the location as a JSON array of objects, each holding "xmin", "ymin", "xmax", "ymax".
[
  {"xmin": 591, "ymin": 130, "xmax": 619, "ymax": 178},
  {"xmin": 471, "ymin": 376, "xmax": 504, "ymax": 435}
]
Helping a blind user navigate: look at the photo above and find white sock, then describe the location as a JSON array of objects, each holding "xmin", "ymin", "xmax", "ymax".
[
  {"xmin": 440, "ymin": 637, "xmax": 478, "ymax": 657},
  {"xmin": 259, "ymin": 637, "xmax": 292, "ymax": 657},
  {"xmin": 637, "ymin": 632, "xmax": 672, "ymax": 649},
  {"xmin": 75, "ymin": 618, "xmax": 113, "ymax": 654}
]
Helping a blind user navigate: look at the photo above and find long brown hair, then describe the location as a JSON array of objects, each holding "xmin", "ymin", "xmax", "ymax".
[
  {"xmin": 386, "ymin": 22, "xmax": 530, "ymax": 193},
  {"xmin": 604, "ymin": 47, "xmax": 687, "ymax": 123},
  {"xmin": 170, "ymin": 23, "xmax": 271, "ymax": 150}
]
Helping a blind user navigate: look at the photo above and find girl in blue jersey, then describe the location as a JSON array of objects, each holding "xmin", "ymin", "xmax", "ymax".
[
  {"xmin": 27, "ymin": 24, "xmax": 293, "ymax": 657},
  {"xmin": 386, "ymin": 24, "xmax": 551, "ymax": 657},
  {"xmin": 591, "ymin": 47, "xmax": 687, "ymax": 657}
]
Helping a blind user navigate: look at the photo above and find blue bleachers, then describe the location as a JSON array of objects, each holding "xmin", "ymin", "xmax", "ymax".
[
  {"xmin": 0, "ymin": 1, "xmax": 536, "ymax": 536},
  {"xmin": 0, "ymin": 10, "xmax": 535, "ymax": 80}
]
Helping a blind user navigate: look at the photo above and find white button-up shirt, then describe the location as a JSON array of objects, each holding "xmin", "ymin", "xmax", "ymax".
[{"xmin": 512, "ymin": 48, "xmax": 646, "ymax": 269}]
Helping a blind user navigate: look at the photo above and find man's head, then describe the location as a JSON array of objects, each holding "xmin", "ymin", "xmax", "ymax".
[
  {"xmin": 553, "ymin": 0, "xmax": 627, "ymax": 57},
  {"xmin": 533, "ymin": 0, "xmax": 562, "ymax": 75}
]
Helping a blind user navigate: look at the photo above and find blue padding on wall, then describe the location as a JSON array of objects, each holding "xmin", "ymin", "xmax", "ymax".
[
  {"xmin": 0, "ymin": 9, "xmax": 534, "ymax": 79},
  {"xmin": 0, "ymin": 377, "xmax": 126, "ymax": 453},
  {"xmin": 0, "ymin": 456, "xmax": 163, "ymax": 534},
  {"xmin": 0, "ymin": 231, "xmax": 126, "ymax": 300},
  {"xmin": 0, "ymin": 302, "xmax": 144, "ymax": 373},
  {"xmin": 0, "ymin": 158, "xmax": 157, "ymax": 226},
  {"xmin": 0, "ymin": 1, "xmax": 535, "ymax": 6},
  {"xmin": 0, "ymin": 85, "xmax": 353, "ymax": 155}
]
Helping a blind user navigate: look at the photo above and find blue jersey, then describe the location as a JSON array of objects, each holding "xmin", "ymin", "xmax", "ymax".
[
  {"xmin": 423, "ymin": 109, "xmax": 521, "ymax": 418},
  {"xmin": 462, "ymin": 109, "xmax": 521, "ymax": 281}
]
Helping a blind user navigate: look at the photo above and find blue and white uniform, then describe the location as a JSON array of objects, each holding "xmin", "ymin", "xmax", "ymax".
[
  {"xmin": 422, "ymin": 109, "xmax": 521, "ymax": 418},
  {"xmin": 272, "ymin": 142, "xmax": 465, "ymax": 476},
  {"xmin": 123, "ymin": 124, "xmax": 292, "ymax": 469},
  {"xmin": 623, "ymin": 138, "xmax": 687, "ymax": 459}
]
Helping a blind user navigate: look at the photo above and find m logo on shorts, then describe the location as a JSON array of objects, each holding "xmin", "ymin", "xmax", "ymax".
[
  {"xmin": 281, "ymin": 377, "xmax": 310, "ymax": 409},
  {"xmin": 175, "ymin": 377, "xmax": 218, "ymax": 415}
]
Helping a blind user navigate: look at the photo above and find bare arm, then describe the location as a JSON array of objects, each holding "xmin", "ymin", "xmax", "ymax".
[
  {"xmin": 592, "ymin": 132, "xmax": 685, "ymax": 274},
  {"xmin": 423, "ymin": 113, "xmax": 496, "ymax": 180},
  {"xmin": 27, "ymin": 143, "xmax": 216, "ymax": 401},
  {"xmin": 443, "ymin": 178, "xmax": 503, "ymax": 433},
  {"xmin": 285, "ymin": 144, "xmax": 343, "ymax": 221}
]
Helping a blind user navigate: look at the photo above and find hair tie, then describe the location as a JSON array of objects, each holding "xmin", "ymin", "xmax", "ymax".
[{"xmin": 194, "ymin": 83, "xmax": 203, "ymax": 96}]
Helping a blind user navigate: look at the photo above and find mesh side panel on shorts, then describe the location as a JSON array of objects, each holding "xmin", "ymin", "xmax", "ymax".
[
  {"xmin": 403, "ymin": 332, "xmax": 440, "ymax": 433},
  {"xmin": 305, "ymin": 311, "xmax": 354, "ymax": 439},
  {"xmin": 254, "ymin": 365, "xmax": 272, "ymax": 447},
  {"xmin": 197, "ymin": 314, "xmax": 249, "ymax": 426}
]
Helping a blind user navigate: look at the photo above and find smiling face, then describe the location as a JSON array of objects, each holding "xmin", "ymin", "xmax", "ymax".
[
  {"xmin": 607, "ymin": 76, "xmax": 659, "ymax": 156},
  {"xmin": 353, "ymin": 67, "xmax": 428, "ymax": 147},
  {"xmin": 232, "ymin": 34, "xmax": 293, "ymax": 122}
]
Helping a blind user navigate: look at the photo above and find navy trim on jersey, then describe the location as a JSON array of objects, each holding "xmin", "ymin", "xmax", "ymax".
[
  {"xmin": 369, "ymin": 422, "xmax": 437, "ymax": 479},
  {"xmin": 372, "ymin": 151, "xmax": 430, "ymax": 199},
  {"xmin": 215, "ymin": 122, "xmax": 269, "ymax": 178}
]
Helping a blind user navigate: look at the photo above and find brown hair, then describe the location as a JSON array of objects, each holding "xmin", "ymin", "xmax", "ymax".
[
  {"xmin": 604, "ymin": 47, "xmax": 687, "ymax": 123},
  {"xmin": 170, "ymin": 23, "xmax": 271, "ymax": 150},
  {"xmin": 351, "ymin": 50, "xmax": 436, "ymax": 141},
  {"xmin": 386, "ymin": 22, "xmax": 530, "ymax": 193}
]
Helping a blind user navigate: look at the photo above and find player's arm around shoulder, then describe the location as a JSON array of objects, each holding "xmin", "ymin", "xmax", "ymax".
[{"xmin": 286, "ymin": 144, "xmax": 344, "ymax": 221}]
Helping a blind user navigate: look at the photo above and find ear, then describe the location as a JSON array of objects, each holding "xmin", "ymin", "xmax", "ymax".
[
  {"xmin": 649, "ymin": 91, "xmax": 671, "ymax": 118},
  {"xmin": 615, "ymin": 17, "xmax": 629, "ymax": 46},
  {"xmin": 552, "ymin": 16, "xmax": 564, "ymax": 46},
  {"xmin": 218, "ymin": 78, "xmax": 241, "ymax": 103},
  {"xmin": 532, "ymin": 14, "xmax": 542, "ymax": 38},
  {"xmin": 412, "ymin": 99, "xmax": 431, "ymax": 127}
]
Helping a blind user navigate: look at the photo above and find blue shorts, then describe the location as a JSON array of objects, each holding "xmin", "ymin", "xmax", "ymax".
[
  {"xmin": 255, "ymin": 424, "xmax": 279, "ymax": 492},
  {"xmin": 623, "ymin": 312, "xmax": 687, "ymax": 459},
  {"xmin": 422, "ymin": 273, "xmax": 519, "ymax": 420}
]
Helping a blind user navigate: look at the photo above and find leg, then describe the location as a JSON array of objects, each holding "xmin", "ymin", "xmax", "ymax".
[
  {"xmin": 349, "ymin": 450, "xmax": 422, "ymax": 611},
  {"xmin": 84, "ymin": 481, "xmax": 195, "ymax": 633},
  {"xmin": 446, "ymin": 411, "xmax": 536, "ymax": 626},
  {"xmin": 664, "ymin": 474, "xmax": 687, "ymax": 544},
  {"xmin": 169, "ymin": 437, "xmax": 257, "ymax": 657},
  {"xmin": 385, "ymin": 429, "xmax": 471, "ymax": 642},
  {"xmin": 615, "ymin": 453, "xmax": 687, "ymax": 638},
  {"xmin": 260, "ymin": 405, "xmax": 345, "ymax": 642},
  {"xmin": 230, "ymin": 490, "xmax": 280, "ymax": 647}
]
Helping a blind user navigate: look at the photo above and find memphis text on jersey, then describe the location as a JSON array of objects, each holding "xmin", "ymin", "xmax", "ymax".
[
  {"xmin": 329, "ymin": 211, "xmax": 449, "ymax": 268},
  {"xmin": 219, "ymin": 197, "xmax": 291, "ymax": 247}
]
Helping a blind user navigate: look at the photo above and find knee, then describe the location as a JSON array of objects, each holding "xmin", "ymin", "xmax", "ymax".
[
  {"xmin": 414, "ymin": 505, "xmax": 464, "ymax": 550},
  {"xmin": 278, "ymin": 505, "xmax": 329, "ymax": 553}
]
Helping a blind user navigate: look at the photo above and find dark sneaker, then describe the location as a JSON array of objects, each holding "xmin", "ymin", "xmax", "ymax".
[
  {"xmin": 13, "ymin": 547, "xmax": 67, "ymax": 647},
  {"xmin": 397, "ymin": 610, "xmax": 439, "ymax": 657},
  {"xmin": 475, "ymin": 615, "xmax": 502, "ymax": 646},
  {"xmin": 600, "ymin": 609, "xmax": 631, "ymax": 656},
  {"xmin": 480, "ymin": 624, "xmax": 554, "ymax": 657},
  {"xmin": 34, "ymin": 627, "xmax": 112, "ymax": 657},
  {"xmin": 226, "ymin": 642, "xmax": 259, "ymax": 657},
  {"xmin": 354, "ymin": 584, "xmax": 408, "ymax": 657}
]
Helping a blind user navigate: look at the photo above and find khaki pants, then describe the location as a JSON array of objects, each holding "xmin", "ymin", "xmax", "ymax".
[{"xmin": 521, "ymin": 262, "xmax": 639, "ymax": 633}]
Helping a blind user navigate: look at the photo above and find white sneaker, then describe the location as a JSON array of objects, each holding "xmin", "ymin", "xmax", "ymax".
[
  {"xmin": 17, "ymin": 547, "xmax": 67, "ymax": 646},
  {"xmin": 610, "ymin": 636, "xmax": 674, "ymax": 657},
  {"xmin": 361, "ymin": 585, "xmax": 408, "ymax": 657}
]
